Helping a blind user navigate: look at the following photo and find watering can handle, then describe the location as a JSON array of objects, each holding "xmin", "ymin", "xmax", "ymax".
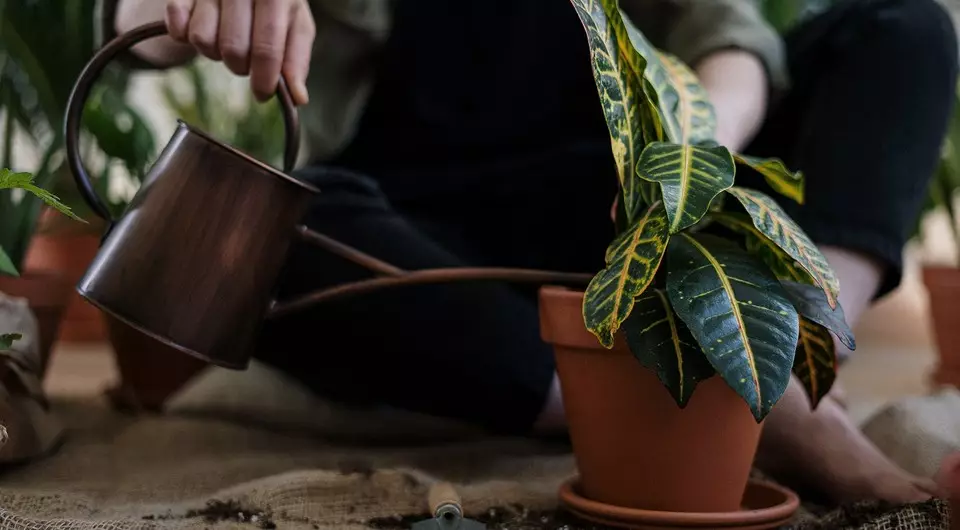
[{"xmin": 64, "ymin": 21, "xmax": 301, "ymax": 223}]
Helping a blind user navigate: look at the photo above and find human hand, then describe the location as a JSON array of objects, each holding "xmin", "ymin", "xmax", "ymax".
[{"xmin": 164, "ymin": 0, "xmax": 315, "ymax": 105}]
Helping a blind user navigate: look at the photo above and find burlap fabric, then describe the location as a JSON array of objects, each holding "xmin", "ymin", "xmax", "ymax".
[{"xmin": 0, "ymin": 360, "xmax": 955, "ymax": 530}]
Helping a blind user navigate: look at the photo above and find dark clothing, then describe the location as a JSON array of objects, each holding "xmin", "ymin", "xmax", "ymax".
[{"xmin": 255, "ymin": 0, "xmax": 959, "ymax": 434}]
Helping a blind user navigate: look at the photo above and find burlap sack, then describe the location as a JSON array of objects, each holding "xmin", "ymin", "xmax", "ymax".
[{"xmin": 0, "ymin": 291, "xmax": 63, "ymax": 463}]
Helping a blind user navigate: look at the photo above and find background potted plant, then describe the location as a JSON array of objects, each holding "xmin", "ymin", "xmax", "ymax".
[
  {"xmin": 919, "ymin": 82, "xmax": 960, "ymax": 387},
  {"xmin": 0, "ymin": 1, "xmax": 281, "ymax": 404},
  {"xmin": 539, "ymin": 0, "xmax": 855, "ymax": 518},
  {"xmin": 0, "ymin": 0, "xmax": 156, "ymax": 348},
  {"xmin": 0, "ymin": 168, "xmax": 83, "ymax": 371}
]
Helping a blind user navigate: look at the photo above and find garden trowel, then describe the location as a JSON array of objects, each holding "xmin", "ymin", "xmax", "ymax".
[{"xmin": 412, "ymin": 482, "xmax": 485, "ymax": 530}]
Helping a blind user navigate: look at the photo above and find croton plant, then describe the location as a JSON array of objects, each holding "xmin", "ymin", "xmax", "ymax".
[{"xmin": 573, "ymin": 0, "xmax": 855, "ymax": 422}]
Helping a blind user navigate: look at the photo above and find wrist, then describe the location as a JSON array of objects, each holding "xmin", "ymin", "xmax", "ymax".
[{"xmin": 695, "ymin": 49, "xmax": 769, "ymax": 152}]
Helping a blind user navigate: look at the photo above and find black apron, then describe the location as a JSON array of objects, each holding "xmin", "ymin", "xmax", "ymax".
[{"xmin": 332, "ymin": 0, "xmax": 610, "ymax": 200}]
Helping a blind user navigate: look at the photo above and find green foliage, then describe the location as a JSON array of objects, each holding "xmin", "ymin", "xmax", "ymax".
[
  {"xmin": 919, "ymin": 81, "xmax": 960, "ymax": 264},
  {"xmin": 0, "ymin": 0, "xmax": 157, "ymax": 270},
  {"xmin": 0, "ymin": 169, "xmax": 83, "ymax": 276},
  {"xmin": 160, "ymin": 61, "xmax": 286, "ymax": 169},
  {"xmin": 572, "ymin": 0, "xmax": 854, "ymax": 421}
]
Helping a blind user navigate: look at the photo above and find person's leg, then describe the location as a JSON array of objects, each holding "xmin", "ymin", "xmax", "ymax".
[
  {"xmin": 252, "ymin": 166, "xmax": 559, "ymax": 435},
  {"xmin": 742, "ymin": 0, "xmax": 958, "ymax": 504}
]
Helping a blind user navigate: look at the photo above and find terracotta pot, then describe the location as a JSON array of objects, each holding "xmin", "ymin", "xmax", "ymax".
[
  {"xmin": 103, "ymin": 314, "xmax": 208, "ymax": 411},
  {"xmin": 0, "ymin": 272, "xmax": 72, "ymax": 375},
  {"xmin": 24, "ymin": 231, "xmax": 106, "ymax": 343},
  {"xmin": 923, "ymin": 266, "xmax": 960, "ymax": 387},
  {"xmin": 538, "ymin": 286, "xmax": 763, "ymax": 514}
]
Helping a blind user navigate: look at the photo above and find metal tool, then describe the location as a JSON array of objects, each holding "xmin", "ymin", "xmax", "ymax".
[{"xmin": 412, "ymin": 482, "xmax": 485, "ymax": 530}]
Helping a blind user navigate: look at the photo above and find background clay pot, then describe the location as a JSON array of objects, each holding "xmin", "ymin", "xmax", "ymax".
[
  {"xmin": 104, "ymin": 315, "xmax": 208, "ymax": 411},
  {"xmin": 923, "ymin": 266, "xmax": 960, "ymax": 387},
  {"xmin": 0, "ymin": 272, "xmax": 72, "ymax": 375},
  {"xmin": 539, "ymin": 286, "xmax": 763, "ymax": 514},
  {"xmin": 24, "ymin": 230, "xmax": 106, "ymax": 343}
]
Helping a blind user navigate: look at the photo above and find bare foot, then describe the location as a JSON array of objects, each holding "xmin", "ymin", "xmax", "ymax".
[{"xmin": 757, "ymin": 378, "xmax": 936, "ymax": 505}]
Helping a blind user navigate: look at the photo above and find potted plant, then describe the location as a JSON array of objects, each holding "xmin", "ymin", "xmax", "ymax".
[
  {"xmin": 538, "ymin": 0, "xmax": 855, "ymax": 518},
  {"xmin": 0, "ymin": 168, "xmax": 84, "ymax": 371},
  {"xmin": 0, "ymin": 0, "xmax": 157, "ymax": 345},
  {"xmin": 920, "ymin": 80, "xmax": 960, "ymax": 387}
]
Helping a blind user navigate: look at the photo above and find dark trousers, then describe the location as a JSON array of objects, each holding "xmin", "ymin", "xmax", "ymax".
[{"xmin": 254, "ymin": 0, "xmax": 958, "ymax": 435}]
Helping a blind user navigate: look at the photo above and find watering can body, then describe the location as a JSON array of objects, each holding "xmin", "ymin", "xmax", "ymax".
[{"xmin": 77, "ymin": 123, "xmax": 314, "ymax": 368}]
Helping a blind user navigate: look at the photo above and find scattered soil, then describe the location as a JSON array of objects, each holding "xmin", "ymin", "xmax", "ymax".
[
  {"xmin": 143, "ymin": 500, "xmax": 277, "ymax": 529},
  {"xmin": 368, "ymin": 504, "xmax": 612, "ymax": 530}
]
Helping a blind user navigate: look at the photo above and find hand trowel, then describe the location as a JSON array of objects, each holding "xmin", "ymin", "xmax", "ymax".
[{"xmin": 412, "ymin": 482, "xmax": 486, "ymax": 530}]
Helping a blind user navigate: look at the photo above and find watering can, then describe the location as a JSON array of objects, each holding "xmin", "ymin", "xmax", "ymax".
[{"xmin": 65, "ymin": 22, "xmax": 591, "ymax": 370}]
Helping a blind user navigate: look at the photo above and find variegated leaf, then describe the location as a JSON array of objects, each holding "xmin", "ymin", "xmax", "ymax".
[
  {"xmin": 734, "ymin": 154, "xmax": 805, "ymax": 205},
  {"xmin": 570, "ymin": 0, "xmax": 663, "ymax": 221},
  {"xmin": 780, "ymin": 281, "xmax": 856, "ymax": 350},
  {"xmin": 636, "ymin": 142, "xmax": 735, "ymax": 233},
  {"xmin": 793, "ymin": 318, "xmax": 837, "ymax": 409},
  {"xmin": 658, "ymin": 52, "xmax": 716, "ymax": 145},
  {"xmin": 727, "ymin": 187, "xmax": 840, "ymax": 309},
  {"xmin": 621, "ymin": 23, "xmax": 681, "ymax": 143},
  {"xmin": 584, "ymin": 201, "xmax": 670, "ymax": 347},
  {"xmin": 0, "ymin": 246, "xmax": 17, "ymax": 276},
  {"xmin": 623, "ymin": 288, "xmax": 715, "ymax": 407},
  {"xmin": 667, "ymin": 233, "xmax": 799, "ymax": 421},
  {"xmin": 712, "ymin": 212, "xmax": 813, "ymax": 284}
]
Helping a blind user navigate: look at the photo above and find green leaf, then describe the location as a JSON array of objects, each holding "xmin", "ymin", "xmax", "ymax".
[
  {"xmin": 570, "ymin": 0, "xmax": 663, "ymax": 222},
  {"xmin": 636, "ymin": 142, "xmax": 735, "ymax": 233},
  {"xmin": 618, "ymin": 23, "xmax": 680, "ymax": 144},
  {"xmin": 0, "ymin": 245, "xmax": 17, "ymax": 276},
  {"xmin": 584, "ymin": 200, "xmax": 670, "ymax": 347},
  {"xmin": 0, "ymin": 168, "xmax": 84, "ymax": 222},
  {"xmin": 0, "ymin": 333, "xmax": 21, "ymax": 350},
  {"xmin": 780, "ymin": 281, "xmax": 856, "ymax": 351},
  {"xmin": 712, "ymin": 212, "xmax": 813, "ymax": 284},
  {"xmin": 667, "ymin": 233, "xmax": 800, "ymax": 421},
  {"xmin": 623, "ymin": 288, "xmax": 715, "ymax": 407},
  {"xmin": 793, "ymin": 318, "xmax": 837, "ymax": 409},
  {"xmin": 657, "ymin": 52, "xmax": 716, "ymax": 145},
  {"xmin": 727, "ymin": 187, "xmax": 840, "ymax": 309},
  {"xmin": 734, "ymin": 154, "xmax": 805, "ymax": 205}
]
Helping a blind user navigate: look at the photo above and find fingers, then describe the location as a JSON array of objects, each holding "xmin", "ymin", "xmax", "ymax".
[
  {"xmin": 165, "ymin": 0, "xmax": 195, "ymax": 41},
  {"xmin": 219, "ymin": 0, "xmax": 253, "ymax": 75},
  {"xmin": 282, "ymin": 11, "xmax": 315, "ymax": 105},
  {"xmin": 187, "ymin": 0, "xmax": 222, "ymax": 60},
  {"xmin": 250, "ymin": 0, "xmax": 291, "ymax": 101},
  {"xmin": 165, "ymin": 0, "xmax": 314, "ymax": 105}
]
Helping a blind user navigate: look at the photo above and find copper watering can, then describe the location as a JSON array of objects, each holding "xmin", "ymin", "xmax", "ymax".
[{"xmin": 66, "ymin": 22, "xmax": 591, "ymax": 369}]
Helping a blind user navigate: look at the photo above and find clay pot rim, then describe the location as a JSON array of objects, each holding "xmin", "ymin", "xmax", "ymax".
[{"xmin": 558, "ymin": 476, "xmax": 799, "ymax": 528}]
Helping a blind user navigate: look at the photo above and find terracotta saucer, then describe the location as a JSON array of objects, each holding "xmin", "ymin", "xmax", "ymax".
[{"xmin": 558, "ymin": 477, "xmax": 800, "ymax": 529}]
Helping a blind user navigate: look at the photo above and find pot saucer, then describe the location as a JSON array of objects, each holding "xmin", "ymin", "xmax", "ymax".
[{"xmin": 559, "ymin": 477, "xmax": 800, "ymax": 529}]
